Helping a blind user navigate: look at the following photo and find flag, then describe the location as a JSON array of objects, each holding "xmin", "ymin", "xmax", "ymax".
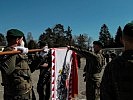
[{"xmin": 51, "ymin": 47, "xmax": 78, "ymax": 100}]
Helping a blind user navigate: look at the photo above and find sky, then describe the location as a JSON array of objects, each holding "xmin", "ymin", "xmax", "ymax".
[{"xmin": 0, "ymin": 0, "xmax": 133, "ymax": 41}]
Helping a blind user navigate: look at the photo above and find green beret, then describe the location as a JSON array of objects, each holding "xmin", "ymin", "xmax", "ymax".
[
  {"xmin": 123, "ymin": 22, "xmax": 133, "ymax": 37},
  {"xmin": 7, "ymin": 29, "xmax": 24, "ymax": 37},
  {"xmin": 93, "ymin": 41, "xmax": 103, "ymax": 47}
]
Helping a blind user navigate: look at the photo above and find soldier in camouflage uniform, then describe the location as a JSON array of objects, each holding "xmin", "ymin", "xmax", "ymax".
[
  {"xmin": 27, "ymin": 43, "xmax": 52, "ymax": 100},
  {"xmin": 92, "ymin": 41, "xmax": 105, "ymax": 100},
  {"xmin": 36, "ymin": 41, "xmax": 51, "ymax": 100},
  {"xmin": 0, "ymin": 29, "xmax": 35, "ymax": 100},
  {"xmin": 100, "ymin": 22, "xmax": 133, "ymax": 100},
  {"xmin": 69, "ymin": 42, "xmax": 104, "ymax": 100}
]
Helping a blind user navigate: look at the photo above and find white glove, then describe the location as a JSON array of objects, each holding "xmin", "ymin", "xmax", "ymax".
[
  {"xmin": 43, "ymin": 45, "xmax": 49, "ymax": 53},
  {"xmin": 14, "ymin": 46, "xmax": 28, "ymax": 54},
  {"xmin": 40, "ymin": 46, "xmax": 49, "ymax": 57}
]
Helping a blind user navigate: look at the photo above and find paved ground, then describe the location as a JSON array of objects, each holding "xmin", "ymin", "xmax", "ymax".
[
  {"xmin": 0, "ymin": 58, "xmax": 104, "ymax": 100},
  {"xmin": 77, "ymin": 58, "xmax": 86, "ymax": 99}
]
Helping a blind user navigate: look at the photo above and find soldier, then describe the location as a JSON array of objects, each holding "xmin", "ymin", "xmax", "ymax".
[
  {"xmin": 35, "ymin": 41, "xmax": 51, "ymax": 100},
  {"xmin": 0, "ymin": 29, "xmax": 35, "ymax": 100},
  {"xmin": 92, "ymin": 41, "xmax": 105, "ymax": 99},
  {"xmin": 100, "ymin": 22, "xmax": 133, "ymax": 100},
  {"xmin": 68, "ymin": 41, "xmax": 104, "ymax": 100}
]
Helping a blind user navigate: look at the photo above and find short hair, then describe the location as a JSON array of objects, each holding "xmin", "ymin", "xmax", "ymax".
[
  {"xmin": 123, "ymin": 22, "xmax": 133, "ymax": 41},
  {"xmin": 123, "ymin": 22, "xmax": 133, "ymax": 37}
]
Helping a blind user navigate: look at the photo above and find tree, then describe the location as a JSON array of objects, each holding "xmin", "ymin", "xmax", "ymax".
[
  {"xmin": 39, "ymin": 24, "xmax": 73, "ymax": 48},
  {"xmin": 27, "ymin": 32, "xmax": 33, "ymax": 42},
  {"xmin": 87, "ymin": 36, "xmax": 93, "ymax": 49},
  {"xmin": 98, "ymin": 24, "xmax": 112, "ymax": 48},
  {"xmin": 64, "ymin": 26, "xmax": 72, "ymax": 45},
  {"xmin": 76, "ymin": 33, "xmax": 90, "ymax": 49},
  {"xmin": 0, "ymin": 33, "xmax": 6, "ymax": 46},
  {"xmin": 39, "ymin": 28, "xmax": 55, "ymax": 47},
  {"xmin": 52, "ymin": 24, "xmax": 65, "ymax": 47},
  {"xmin": 115, "ymin": 26, "xmax": 123, "ymax": 47},
  {"xmin": 27, "ymin": 40, "xmax": 37, "ymax": 49},
  {"xmin": 77, "ymin": 34, "xmax": 85, "ymax": 48}
]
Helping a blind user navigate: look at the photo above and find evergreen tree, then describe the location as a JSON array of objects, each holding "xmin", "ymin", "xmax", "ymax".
[
  {"xmin": 98, "ymin": 24, "xmax": 112, "ymax": 48},
  {"xmin": 64, "ymin": 26, "xmax": 72, "ymax": 45},
  {"xmin": 115, "ymin": 26, "xmax": 123, "ymax": 47}
]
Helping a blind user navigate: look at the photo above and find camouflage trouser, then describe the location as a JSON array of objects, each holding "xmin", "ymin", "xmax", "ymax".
[
  {"xmin": 86, "ymin": 79, "xmax": 100, "ymax": 100},
  {"xmin": 37, "ymin": 81, "xmax": 51, "ymax": 100},
  {"xmin": 86, "ymin": 80, "xmax": 95, "ymax": 100},
  {"xmin": 95, "ymin": 81, "xmax": 100, "ymax": 100},
  {"xmin": 4, "ymin": 90, "xmax": 34, "ymax": 100}
]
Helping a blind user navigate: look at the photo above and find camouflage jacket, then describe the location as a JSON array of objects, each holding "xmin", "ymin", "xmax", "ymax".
[
  {"xmin": 29, "ymin": 49, "xmax": 52, "ymax": 85},
  {"xmin": 0, "ymin": 47, "xmax": 32, "ymax": 95},
  {"xmin": 100, "ymin": 50, "xmax": 133, "ymax": 100},
  {"xmin": 70, "ymin": 46, "xmax": 103, "ymax": 77}
]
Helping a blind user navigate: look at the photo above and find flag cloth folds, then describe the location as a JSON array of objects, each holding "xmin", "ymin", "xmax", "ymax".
[{"xmin": 51, "ymin": 47, "xmax": 78, "ymax": 100}]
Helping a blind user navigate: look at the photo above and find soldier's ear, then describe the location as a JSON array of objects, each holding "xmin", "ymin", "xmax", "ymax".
[{"xmin": 16, "ymin": 38, "xmax": 20, "ymax": 44}]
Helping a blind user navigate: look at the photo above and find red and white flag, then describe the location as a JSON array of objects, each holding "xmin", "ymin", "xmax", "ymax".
[{"xmin": 51, "ymin": 47, "xmax": 78, "ymax": 100}]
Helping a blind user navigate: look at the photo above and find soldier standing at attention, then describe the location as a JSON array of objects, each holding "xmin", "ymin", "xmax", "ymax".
[
  {"xmin": 0, "ymin": 29, "xmax": 35, "ymax": 100},
  {"xmin": 36, "ymin": 41, "xmax": 51, "ymax": 100},
  {"xmin": 68, "ymin": 41, "xmax": 104, "ymax": 100},
  {"xmin": 92, "ymin": 41, "xmax": 105, "ymax": 99},
  {"xmin": 100, "ymin": 22, "xmax": 133, "ymax": 100}
]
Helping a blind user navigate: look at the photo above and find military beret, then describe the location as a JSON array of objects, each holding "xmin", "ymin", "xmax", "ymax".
[
  {"xmin": 123, "ymin": 22, "xmax": 133, "ymax": 37},
  {"xmin": 7, "ymin": 29, "xmax": 24, "ymax": 37},
  {"xmin": 93, "ymin": 41, "xmax": 103, "ymax": 47}
]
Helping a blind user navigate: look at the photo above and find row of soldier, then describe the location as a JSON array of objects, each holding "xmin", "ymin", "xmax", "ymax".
[
  {"xmin": 0, "ymin": 21, "xmax": 133, "ymax": 100},
  {"xmin": 0, "ymin": 28, "xmax": 105, "ymax": 100}
]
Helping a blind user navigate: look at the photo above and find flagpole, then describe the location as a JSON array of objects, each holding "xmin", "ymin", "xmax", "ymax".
[{"xmin": 0, "ymin": 49, "xmax": 43, "ymax": 55}]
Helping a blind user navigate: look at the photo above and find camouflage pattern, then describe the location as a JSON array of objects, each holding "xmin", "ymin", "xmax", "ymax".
[
  {"xmin": 36, "ymin": 50, "xmax": 51, "ymax": 100},
  {"xmin": 100, "ymin": 50, "xmax": 133, "ymax": 100},
  {"xmin": 70, "ymin": 46, "xmax": 104, "ymax": 100},
  {"xmin": 93, "ymin": 50, "xmax": 105, "ymax": 99},
  {"xmin": 0, "ymin": 47, "xmax": 33, "ymax": 100},
  {"xmin": 29, "ymin": 49, "xmax": 51, "ymax": 100}
]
